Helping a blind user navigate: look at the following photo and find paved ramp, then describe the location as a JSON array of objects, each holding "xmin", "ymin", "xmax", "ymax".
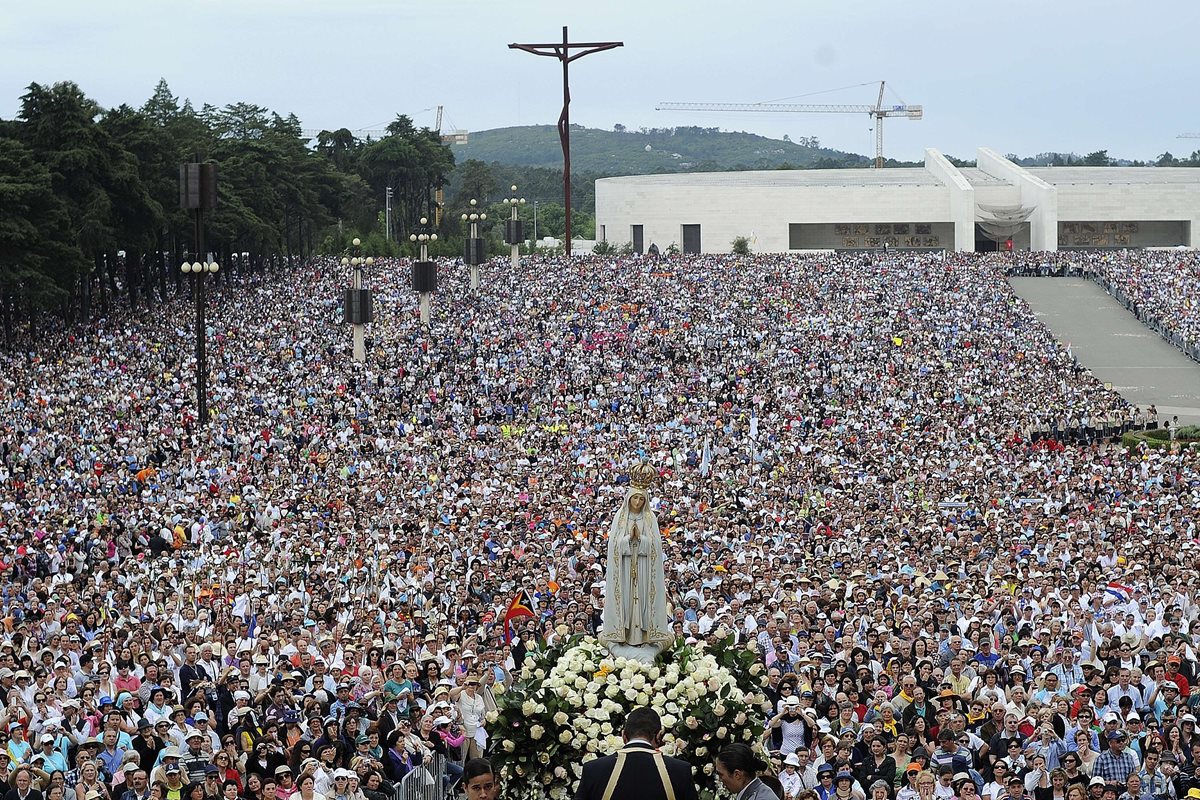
[{"xmin": 1010, "ymin": 277, "xmax": 1200, "ymax": 424}]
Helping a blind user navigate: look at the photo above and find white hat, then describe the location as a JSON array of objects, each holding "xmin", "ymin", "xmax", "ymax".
[
  {"xmin": 784, "ymin": 753, "xmax": 801, "ymax": 767},
  {"xmin": 432, "ymin": 716, "xmax": 452, "ymax": 726}
]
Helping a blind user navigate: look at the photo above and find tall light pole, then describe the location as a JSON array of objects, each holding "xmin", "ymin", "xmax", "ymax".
[
  {"xmin": 409, "ymin": 217, "xmax": 437, "ymax": 327},
  {"xmin": 385, "ymin": 187, "xmax": 393, "ymax": 245},
  {"xmin": 461, "ymin": 199, "xmax": 487, "ymax": 291},
  {"xmin": 533, "ymin": 200, "xmax": 540, "ymax": 247},
  {"xmin": 180, "ymin": 257, "xmax": 219, "ymax": 426},
  {"xmin": 502, "ymin": 185, "xmax": 525, "ymax": 269},
  {"xmin": 341, "ymin": 237, "xmax": 374, "ymax": 362},
  {"xmin": 179, "ymin": 162, "xmax": 218, "ymax": 427}
]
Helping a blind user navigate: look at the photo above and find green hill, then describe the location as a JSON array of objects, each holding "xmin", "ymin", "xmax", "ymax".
[{"xmin": 450, "ymin": 124, "xmax": 871, "ymax": 174}]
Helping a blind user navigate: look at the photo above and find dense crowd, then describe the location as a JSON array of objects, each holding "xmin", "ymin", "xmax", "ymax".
[{"xmin": 0, "ymin": 249, "xmax": 1198, "ymax": 800}]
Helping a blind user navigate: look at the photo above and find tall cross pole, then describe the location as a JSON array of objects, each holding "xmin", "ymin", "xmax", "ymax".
[{"xmin": 509, "ymin": 26, "xmax": 622, "ymax": 256}]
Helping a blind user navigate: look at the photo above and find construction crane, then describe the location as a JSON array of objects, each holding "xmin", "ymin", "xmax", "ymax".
[
  {"xmin": 657, "ymin": 81, "xmax": 922, "ymax": 168},
  {"xmin": 435, "ymin": 105, "xmax": 470, "ymax": 145}
]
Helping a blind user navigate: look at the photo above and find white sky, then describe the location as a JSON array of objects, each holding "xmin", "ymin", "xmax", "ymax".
[{"xmin": 1, "ymin": 0, "xmax": 1197, "ymax": 163}]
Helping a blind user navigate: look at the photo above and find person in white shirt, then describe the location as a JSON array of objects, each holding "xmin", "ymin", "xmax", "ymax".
[
  {"xmin": 449, "ymin": 675, "xmax": 486, "ymax": 761},
  {"xmin": 984, "ymin": 762, "xmax": 1014, "ymax": 800},
  {"xmin": 779, "ymin": 753, "xmax": 804, "ymax": 800}
]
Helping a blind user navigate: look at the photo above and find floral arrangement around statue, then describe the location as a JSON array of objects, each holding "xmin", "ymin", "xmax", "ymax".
[{"xmin": 487, "ymin": 632, "xmax": 766, "ymax": 799}]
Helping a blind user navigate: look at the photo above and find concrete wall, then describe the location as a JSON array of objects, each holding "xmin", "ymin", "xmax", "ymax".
[
  {"xmin": 595, "ymin": 181, "xmax": 955, "ymax": 254},
  {"xmin": 977, "ymin": 148, "xmax": 1059, "ymax": 251},
  {"xmin": 923, "ymin": 149, "xmax": 975, "ymax": 251},
  {"xmin": 1054, "ymin": 184, "xmax": 1200, "ymax": 248},
  {"xmin": 594, "ymin": 160, "xmax": 1200, "ymax": 252}
]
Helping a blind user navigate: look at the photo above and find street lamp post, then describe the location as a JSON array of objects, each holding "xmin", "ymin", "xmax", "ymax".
[
  {"xmin": 178, "ymin": 162, "xmax": 218, "ymax": 427},
  {"xmin": 502, "ymin": 185, "xmax": 526, "ymax": 269},
  {"xmin": 409, "ymin": 217, "xmax": 437, "ymax": 326},
  {"xmin": 460, "ymin": 199, "xmax": 487, "ymax": 291},
  {"xmin": 385, "ymin": 187, "xmax": 393, "ymax": 244},
  {"xmin": 341, "ymin": 237, "xmax": 375, "ymax": 362},
  {"xmin": 180, "ymin": 257, "xmax": 219, "ymax": 425}
]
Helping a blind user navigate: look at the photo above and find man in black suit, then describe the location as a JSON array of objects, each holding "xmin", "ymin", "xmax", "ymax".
[{"xmin": 575, "ymin": 707, "xmax": 700, "ymax": 800}]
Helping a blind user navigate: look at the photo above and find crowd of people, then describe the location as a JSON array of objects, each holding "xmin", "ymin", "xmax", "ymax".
[{"xmin": 0, "ymin": 248, "xmax": 1197, "ymax": 800}]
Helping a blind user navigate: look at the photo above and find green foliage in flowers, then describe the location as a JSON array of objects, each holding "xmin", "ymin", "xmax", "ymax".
[{"xmin": 486, "ymin": 633, "xmax": 766, "ymax": 799}]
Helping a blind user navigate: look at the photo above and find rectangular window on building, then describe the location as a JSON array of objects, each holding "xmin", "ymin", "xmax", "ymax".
[
  {"xmin": 631, "ymin": 225, "xmax": 644, "ymax": 254},
  {"xmin": 789, "ymin": 224, "xmax": 803, "ymax": 249}
]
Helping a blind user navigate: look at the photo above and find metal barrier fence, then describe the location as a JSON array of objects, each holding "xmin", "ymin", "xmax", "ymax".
[{"xmin": 395, "ymin": 754, "xmax": 452, "ymax": 800}]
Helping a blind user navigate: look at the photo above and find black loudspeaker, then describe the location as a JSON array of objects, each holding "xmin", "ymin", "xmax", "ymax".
[
  {"xmin": 504, "ymin": 219, "xmax": 524, "ymax": 245},
  {"xmin": 343, "ymin": 289, "xmax": 373, "ymax": 324},
  {"xmin": 412, "ymin": 261, "xmax": 437, "ymax": 293},
  {"xmin": 464, "ymin": 238, "xmax": 485, "ymax": 265},
  {"xmin": 179, "ymin": 163, "xmax": 218, "ymax": 210}
]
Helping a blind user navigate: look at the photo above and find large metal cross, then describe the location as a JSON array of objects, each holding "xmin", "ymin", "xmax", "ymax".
[{"xmin": 509, "ymin": 26, "xmax": 622, "ymax": 256}]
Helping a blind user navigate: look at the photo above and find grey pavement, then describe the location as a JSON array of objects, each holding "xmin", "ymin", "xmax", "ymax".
[{"xmin": 1010, "ymin": 277, "xmax": 1200, "ymax": 425}]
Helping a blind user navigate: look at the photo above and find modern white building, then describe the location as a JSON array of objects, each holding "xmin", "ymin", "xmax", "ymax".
[{"xmin": 594, "ymin": 147, "xmax": 1200, "ymax": 253}]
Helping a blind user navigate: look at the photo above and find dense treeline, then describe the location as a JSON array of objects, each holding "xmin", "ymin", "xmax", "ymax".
[{"xmin": 0, "ymin": 79, "xmax": 455, "ymax": 344}]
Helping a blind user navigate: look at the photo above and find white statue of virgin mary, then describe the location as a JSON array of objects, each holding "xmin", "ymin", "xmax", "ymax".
[{"xmin": 599, "ymin": 463, "xmax": 672, "ymax": 662}]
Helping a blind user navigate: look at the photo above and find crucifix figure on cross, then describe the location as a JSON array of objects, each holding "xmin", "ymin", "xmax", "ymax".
[{"xmin": 509, "ymin": 26, "xmax": 623, "ymax": 256}]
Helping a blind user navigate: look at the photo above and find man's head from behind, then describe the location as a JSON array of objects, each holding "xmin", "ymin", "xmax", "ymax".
[{"xmin": 623, "ymin": 707, "xmax": 663, "ymax": 745}]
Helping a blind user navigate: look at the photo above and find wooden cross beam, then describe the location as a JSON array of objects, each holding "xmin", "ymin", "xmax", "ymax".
[{"xmin": 509, "ymin": 26, "xmax": 623, "ymax": 256}]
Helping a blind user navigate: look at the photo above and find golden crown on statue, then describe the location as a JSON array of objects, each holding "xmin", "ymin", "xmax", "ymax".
[{"xmin": 629, "ymin": 463, "xmax": 658, "ymax": 491}]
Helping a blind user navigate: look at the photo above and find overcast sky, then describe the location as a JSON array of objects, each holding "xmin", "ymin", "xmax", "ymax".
[{"xmin": 1, "ymin": 0, "xmax": 1197, "ymax": 163}]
